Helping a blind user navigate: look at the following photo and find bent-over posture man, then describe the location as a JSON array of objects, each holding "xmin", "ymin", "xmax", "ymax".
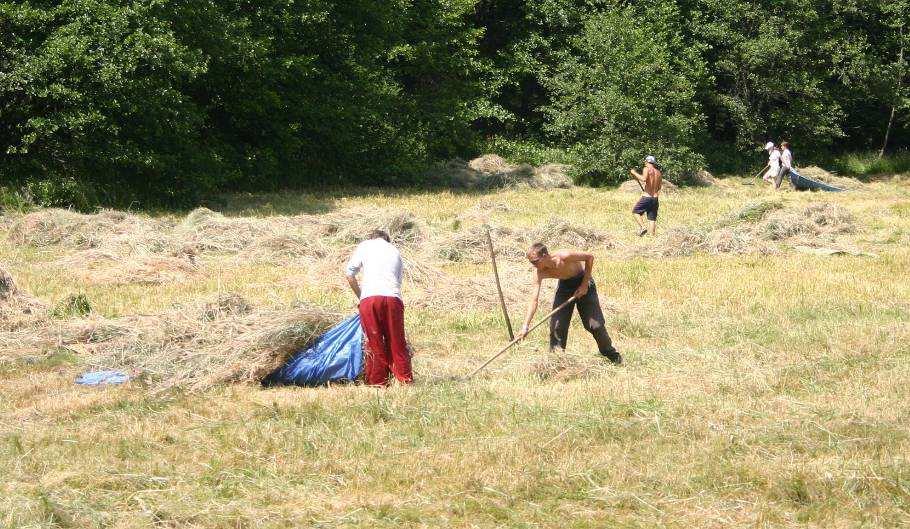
[
  {"xmin": 345, "ymin": 230, "xmax": 413, "ymax": 386},
  {"xmin": 518, "ymin": 243, "xmax": 622, "ymax": 364},
  {"xmin": 630, "ymin": 155, "xmax": 663, "ymax": 236}
]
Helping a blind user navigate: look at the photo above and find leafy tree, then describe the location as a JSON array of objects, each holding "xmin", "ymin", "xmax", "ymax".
[
  {"xmin": 537, "ymin": 1, "xmax": 708, "ymax": 182},
  {"xmin": 0, "ymin": 0, "xmax": 210, "ymax": 207}
]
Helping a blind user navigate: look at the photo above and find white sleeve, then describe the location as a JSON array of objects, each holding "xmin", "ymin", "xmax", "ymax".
[{"xmin": 345, "ymin": 244, "xmax": 364, "ymax": 277}]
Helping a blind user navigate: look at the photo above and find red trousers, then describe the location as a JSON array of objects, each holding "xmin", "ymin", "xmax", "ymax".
[{"xmin": 358, "ymin": 296, "xmax": 413, "ymax": 386}]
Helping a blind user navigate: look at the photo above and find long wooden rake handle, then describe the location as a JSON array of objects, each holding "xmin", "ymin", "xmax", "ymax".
[{"xmin": 466, "ymin": 295, "xmax": 577, "ymax": 379}]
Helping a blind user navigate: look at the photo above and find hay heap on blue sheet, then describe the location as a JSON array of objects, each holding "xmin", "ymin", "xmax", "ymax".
[
  {"xmin": 263, "ymin": 314, "xmax": 364, "ymax": 386},
  {"xmin": 789, "ymin": 169, "xmax": 844, "ymax": 192}
]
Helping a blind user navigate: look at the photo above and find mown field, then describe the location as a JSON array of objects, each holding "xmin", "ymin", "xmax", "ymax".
[{"xmin": 2, "ymin": 174, "xmax": 909, "ymax": 528}]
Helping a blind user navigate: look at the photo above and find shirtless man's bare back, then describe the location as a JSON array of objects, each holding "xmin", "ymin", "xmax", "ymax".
[
  {"xmin": 519, "ymin": 243, "xmax": 621, "ymax": 364},
  {"xmin": 630, "ymin": 155, "xmax": 663, "ymax": 236}
]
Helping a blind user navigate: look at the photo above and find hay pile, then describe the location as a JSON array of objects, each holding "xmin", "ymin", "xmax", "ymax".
[
  {"xmin": 77, "ymin": 301, "xmax": 337, "ymax": 391},
  {"xmin": 0, "ymin": 274, "xmax": 339, "ymax": 390},
  {"xmin": 436, "ymin": 218, "xmax": 614, "ymax": 264},
  {"xmin": 322, "ymin": 207, "xmax": 423, "ymax": 246},
  {"xmin": 524, "ymin": 218, "xmax": 616, "ymax": 250},
  {"xmin": 0, "ymin": 266, "xmax": 47, "ymax": 331},
  {"xmin": 720, "ymin": 199, "xmax": 784, "ymax": 225},
  {"xmin": 443, "ymin": 155, "xmax": 573, "ymax": 189},
  {"xmin": 530, "ymin": 350, "xmax": 608, "ymax": 382},
  {"xmin": 691, "ymin": 169, "xmax": 719, "ymax": 187},
  {"xmin": 643, "ymin": 202, "xmax": 854, "ymax": 258},
  {"xmin": 7, "ymin": 207, "xmax": 423, "ymax": 284},
  {"xmin": 753, "ymin": 203, "xmax": 854, "ymax": 242}
]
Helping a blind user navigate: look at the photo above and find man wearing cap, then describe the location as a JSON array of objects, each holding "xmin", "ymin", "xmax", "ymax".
[
  {"xmin": 629, "ymin": 155, "xmax": 663, "ymax": 236},
  {"xmin": 762, "ymin": 141, "xmax": 781, "ymax": 188},
  {"xmin": 345, "ymin": 229, "xmax": 413, "ymax": 386}
]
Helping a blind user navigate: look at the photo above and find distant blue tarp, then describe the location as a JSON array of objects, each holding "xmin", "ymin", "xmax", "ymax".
[
  {"xmin": 790, "ymin": 169, "xmax": 844, "ymax": 192},
  {"xmin": 76, "ymin": 370, "xmax": 131, "ymax": 386},
  {"xmin": 263, "ymin": 314, "xmax": 364, "ymax": 387}
]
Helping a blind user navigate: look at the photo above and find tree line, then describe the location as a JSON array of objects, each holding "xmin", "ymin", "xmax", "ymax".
[{"xmin": 1, "ymin": 0, "xmax": 907, "ymax": 207}]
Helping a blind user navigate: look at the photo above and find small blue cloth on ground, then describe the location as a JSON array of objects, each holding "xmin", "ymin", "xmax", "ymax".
[
  {"xmin": 76, "ymin": 370, "xmax": 131, "ymax": 386},
  {"xmin": 263, "ymin": 314, "xmax": 364, "ymax": 387}
]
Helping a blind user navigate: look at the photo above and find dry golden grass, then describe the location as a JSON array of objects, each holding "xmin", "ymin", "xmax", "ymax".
[{"xmin": 2, "ymin": 176, "xmax": 910, "ymax": 528}]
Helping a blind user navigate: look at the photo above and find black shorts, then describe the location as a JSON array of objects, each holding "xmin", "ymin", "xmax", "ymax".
[{"xmin": 632, "ymin": 196, "xmax": 659, "ymax": 221}]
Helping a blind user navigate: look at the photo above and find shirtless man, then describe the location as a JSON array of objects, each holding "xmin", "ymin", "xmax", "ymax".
[
  {"xmin": 629, "ymin": 155, "xmax": 663, "ymax": 236},
  {"xmin": 518, "ymin": 243, "xmax": 622, "ymax": 364}
]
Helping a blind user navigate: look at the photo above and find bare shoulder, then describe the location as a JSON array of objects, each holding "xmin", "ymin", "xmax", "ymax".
[{"xmin": 554, "ymin": 249, "xmax": 590, "ymax": 261}]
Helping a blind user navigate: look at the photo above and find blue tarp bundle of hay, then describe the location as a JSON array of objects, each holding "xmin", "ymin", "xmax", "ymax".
[{"xmin": 263, "ymin": 314, "xmax": 364, "ymax": 386}]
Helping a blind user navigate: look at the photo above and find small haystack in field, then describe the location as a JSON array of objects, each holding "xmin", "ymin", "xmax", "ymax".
[
  {"xmin": 531, "ymin": 164, "xmax": 573, "ymax": 189},
  {"xmin": 753, "ymin": 203, "xmax": 854, "ymax": 241},
  {"xmin": 706, "ymin": 228, "xmax": 756, "ymax": 255},
  {"xmin": 443, "ymin": 155, "xmax": 573, "ymax": 190}
]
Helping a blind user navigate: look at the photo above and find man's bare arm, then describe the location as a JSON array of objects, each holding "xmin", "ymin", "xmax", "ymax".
[
  {"xmin": 519, "ymin": 271, "xmax": 543, "ymax": 338},
  {"xmin": 345, "ymin": 274, "xmax": 361, "ymax": 301},
  {"xmin": 629, "ymin": 169, "xmax": 644, "ymax": 182}
]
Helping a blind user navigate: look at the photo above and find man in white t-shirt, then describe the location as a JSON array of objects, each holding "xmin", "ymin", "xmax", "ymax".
[
  {"xmin": 763, "ymin": 141, "xmax": 780, "ymax": 187},
  {"xmin": 775, "ymin": 141, "xmax": 793, "ymax": 189},
  {"xmin": 345, "ymin": 230, "xmax": 413, "ymax": 386}
]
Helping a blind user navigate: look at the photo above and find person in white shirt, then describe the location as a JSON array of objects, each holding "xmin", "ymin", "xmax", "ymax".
[
  {"xmin": 345, "ymin": 230, "xmax": 412, "ymax": 385},
  {"xmin": 763, "ymin": 141, "xmax": 781, "ymax": 188},
  {"xmin": 775, "ymin": 141, "xmax": 793, "ymax": 189}
]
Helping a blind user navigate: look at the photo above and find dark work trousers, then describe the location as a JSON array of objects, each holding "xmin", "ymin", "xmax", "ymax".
[{"xmin": 550, "ymin": 273, "xmax": 618, "ymax": 358}]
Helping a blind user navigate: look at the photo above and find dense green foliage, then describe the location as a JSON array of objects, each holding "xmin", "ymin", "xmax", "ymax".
[{"xmin": 0, "ymin": 0, "xmax": 907, "ymax": 206}]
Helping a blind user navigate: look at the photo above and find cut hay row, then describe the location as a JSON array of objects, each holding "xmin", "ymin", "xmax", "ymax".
[
  {"xmin": 0, "ymin": 196, "xmax": 862, "ymax": 390},
  {"xmin": 638, "ymin": 202, "xmax": 855, "ymax": 258},
  {"xmin": 0, "ymin": 265, "xmax": 47, "ymax": 331},
  {"xmin": 0, "ymin": 269, "xmax": 338, "ymax": 391}
]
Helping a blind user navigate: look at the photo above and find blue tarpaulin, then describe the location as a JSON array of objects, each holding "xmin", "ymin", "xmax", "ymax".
[
  {"xmin": 263, "ymin": 314, "xmax": 364, "ymax": 387},
  {"xmin": 789, "ymin": 169, "xmax": 844, "ymax": 192},
  {"xmin": 76, "ymin": 370, "xmax": 131, "ymax": 386}
]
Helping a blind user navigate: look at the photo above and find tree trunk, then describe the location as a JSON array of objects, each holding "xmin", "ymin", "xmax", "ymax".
[{"xmin": 881, "ymin": 27, "xmax": 905, "ymax": 159}]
